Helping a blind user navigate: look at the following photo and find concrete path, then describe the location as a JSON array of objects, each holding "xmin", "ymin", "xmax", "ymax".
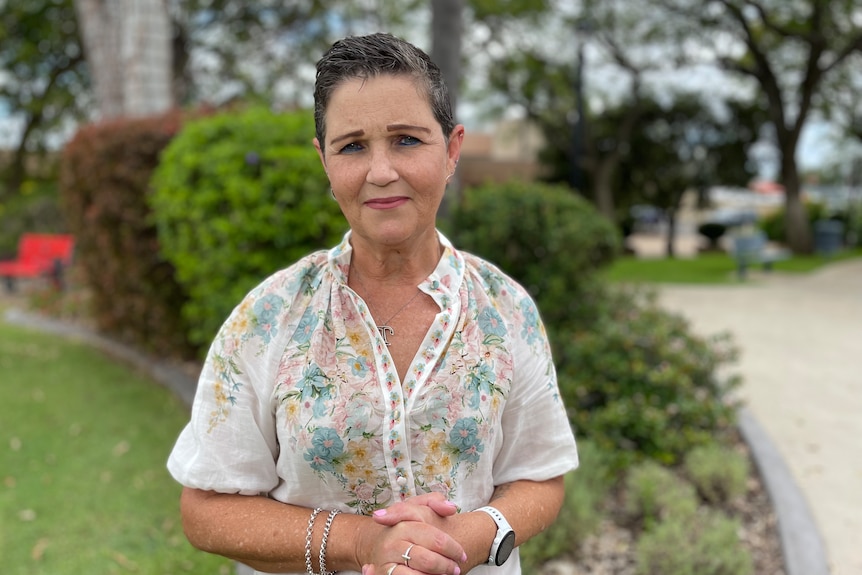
[{"xmin": 655, "ymin": 258, "xmax": 862, "ymax": 575}]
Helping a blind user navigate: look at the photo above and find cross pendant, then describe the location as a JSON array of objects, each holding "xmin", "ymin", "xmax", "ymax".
[{"xmin": 377, "ymin": 325, "xmax": 394, "ymax": 346}]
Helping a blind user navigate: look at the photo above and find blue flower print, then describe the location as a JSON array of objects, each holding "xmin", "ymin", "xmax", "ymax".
[
  {"xmin": 449, "ymin": 417, "xmax": 484, "ymax": 464},
  {"xmin": 478, "ymin": 307, "xmax": 507, "ymax": 338},
  {"xmin": 253, "ymin": 294, "xmax": 284, "ymax": 343},
  {"xmin": 350, "ymin": 355, "xmax": 369, "ymax": 377},
  {"xmin": 425, "ymin": 390, "xmax": 452, "ymax": 429},
  {"xmin": 304, "ymin": 427, "xmax": 344, "ymax": 473},
  {"xmin": 298, "ymin": 363, "xmax": 331, "ymax": 417},
  {"xmin": 294, "ymin": 307, "xmax": 319, "ymax": 344},
  {"xmin": 467, "ymin": 360, "xmax": 496, "ymax": 409},
  {"xmin": 519, "ymin": 297, "xmax": 541, "ymax": 344}
]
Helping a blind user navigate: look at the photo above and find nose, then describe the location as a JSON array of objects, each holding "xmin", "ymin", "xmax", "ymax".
[{"xmin": 366, "ymin": 148, "xmax": 399, "ymax": 187}]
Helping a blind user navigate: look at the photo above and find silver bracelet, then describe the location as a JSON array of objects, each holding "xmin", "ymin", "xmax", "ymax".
[
  {"xmin": 305, "ymin": 507, "xmax": 324, "ymax": 575},
  {"xmin": 319, "ymin": 509, "xmax": 341, "ymax": 575}
]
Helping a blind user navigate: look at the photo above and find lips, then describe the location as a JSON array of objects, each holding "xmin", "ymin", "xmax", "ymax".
[{"xmin": 365, "ymin": 197, "xmax": 409, "ymax": 209}]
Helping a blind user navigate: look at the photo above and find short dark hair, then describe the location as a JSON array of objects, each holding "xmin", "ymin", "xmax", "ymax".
[{"xmin": 313, "ymin": 33, "xmax": 455, "ymax": 151}]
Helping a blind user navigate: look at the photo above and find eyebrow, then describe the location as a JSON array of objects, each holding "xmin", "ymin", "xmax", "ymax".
[{"xmin": 329, "ymin": 124, "xmax": 432, "ymax": 146}]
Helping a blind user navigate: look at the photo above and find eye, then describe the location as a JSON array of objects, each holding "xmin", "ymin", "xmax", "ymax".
[
  {"xmin": 338, "ymin": 142, "xmax": 363, "ymax": 154},
  {"xmin": 397, "ymin": 135, "xmax": 422, "ymax": 146}
]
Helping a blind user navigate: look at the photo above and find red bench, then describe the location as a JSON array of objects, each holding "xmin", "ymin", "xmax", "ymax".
[{"xmin": 0, "ymin": 233, "xmax": 75, "ymax": 292}]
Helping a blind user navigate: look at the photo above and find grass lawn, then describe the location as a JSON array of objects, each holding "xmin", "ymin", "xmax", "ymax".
[
  {"xmin": 604, "ymin": 247, "xmax": 862, "ymax": 284},
  {"xmin": 0, "ymin": 319, "xmax": 233, "ymax": 575}
]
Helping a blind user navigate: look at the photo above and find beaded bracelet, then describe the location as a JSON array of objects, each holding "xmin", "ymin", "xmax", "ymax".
[
  {"xmin": 305, "ymin": 507, "xmax": 324, "ymax": 575},
  {"xmin": 319, "ymin": 509, "xmax": 341, "ymax": 575}
]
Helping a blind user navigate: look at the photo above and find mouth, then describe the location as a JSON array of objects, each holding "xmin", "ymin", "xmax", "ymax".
[{"xmin": 365, "ymin": 196, "xmax": 409, "ymax": 210}]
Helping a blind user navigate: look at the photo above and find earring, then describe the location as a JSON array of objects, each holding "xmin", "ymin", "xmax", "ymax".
[{"xmin": 330, "ymin": 188, "xmax": 337, "ymax": 200}]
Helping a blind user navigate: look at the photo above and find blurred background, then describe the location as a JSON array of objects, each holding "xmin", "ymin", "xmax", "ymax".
[{"xmin": 1, "ymin": 2, "xmax": 860, "ymax": 575}]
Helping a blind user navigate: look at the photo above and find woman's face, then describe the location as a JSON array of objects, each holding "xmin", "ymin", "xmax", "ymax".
[{"xmin": 314, "ymin": 74, "xmax": 463, "ymax": 249}]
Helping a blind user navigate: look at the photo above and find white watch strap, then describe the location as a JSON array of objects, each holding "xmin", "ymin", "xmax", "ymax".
[{"xmin": 475, "ymin": 506, "xmax": 513, "ymax": 565}]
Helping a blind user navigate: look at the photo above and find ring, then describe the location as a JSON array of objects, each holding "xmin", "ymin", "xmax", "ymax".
[
  {"xmin": 386, "ymin": 565, "xmax": 398, "ymax": 575},
  {"xmin": 401, "ymin": 543, "xmax": 415, "ymax": 567}
]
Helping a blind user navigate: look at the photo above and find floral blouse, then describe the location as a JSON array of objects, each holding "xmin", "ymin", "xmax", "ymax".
[{"xmin": 168, "ymin": 231, "xmax": 579, "ymax": 575}]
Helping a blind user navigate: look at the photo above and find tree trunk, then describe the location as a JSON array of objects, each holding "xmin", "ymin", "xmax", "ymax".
[
  {"xmin": 123, "ymin": 0, "xmax": 173, "ymax": 116},
  {"xmin": 431, "ymin": 0, "xmax": 463, "ymax": 218},
  {"xmin": 74, "ymin": 0, "xmax": 173, "ymax": 119},
  {"xmin": 592, "ymin": 158, "xmax": 616, "ymax": 221},
  {"xmin": 780, "ymin": 154, "xmax": 812, "ymax": 253},
  {"xmin": 74, "ymin": 0, "xmax": 124, "ymax": 118}
]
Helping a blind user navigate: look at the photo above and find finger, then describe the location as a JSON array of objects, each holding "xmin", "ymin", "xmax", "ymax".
[
  {"xmin": 399, "ymin": 543, "xmax": 464, "ymax": 575},
  {"xmin": 372, "ymin": 494, "xmax": 457, "ymax": 525},
  {"xmin": 425, "ymin": 497, "xmax": 458, "ymax": 517},
  {"xmin": 373, "ymin": 503, "xmax": 436, "ymax": 525},
  {"xmin": 406, "ymin": 524, "xmax": 466, "ymax": 567}
]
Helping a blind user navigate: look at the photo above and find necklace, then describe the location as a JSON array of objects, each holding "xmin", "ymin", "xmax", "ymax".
[{"xmin": 350, "ymin": 268, "xmax": 422, "ymax": 347}]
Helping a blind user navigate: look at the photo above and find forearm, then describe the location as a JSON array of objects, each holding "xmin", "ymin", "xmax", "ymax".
[
  {"xmin": 486, "ymin": 476, "xmax": 566, "ymax": 547},
  {"xmin": 180, "ymin": 488, "xmax": 465, "ymax": 574},
  {"xmin": 181, "ymin": 487, "xmax": 370, "ymax": 572}
]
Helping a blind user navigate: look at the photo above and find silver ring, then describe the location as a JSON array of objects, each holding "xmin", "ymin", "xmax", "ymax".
[
  {"xmin": 386, "ymin": 565, "xmax": 398, "ymax": 575},
  {"xmin": 402, "ymin": 543, "xmax": 415, "ymax": 567}
]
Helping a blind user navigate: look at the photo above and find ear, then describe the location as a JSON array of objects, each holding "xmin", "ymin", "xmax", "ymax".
[
  {"xmin": 313, "ymin": 137, "xmax": 328, "ymax": 175},
  {"xmin": 447, "ymin": 125, "xmax": 465, "ymax": 174}
]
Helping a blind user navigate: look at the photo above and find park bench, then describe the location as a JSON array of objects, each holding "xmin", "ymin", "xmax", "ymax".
[
  {"xmin": 732, "ymin": 230, "xmax": 790, "ymax": 280},
  {"xmin": 0, "ymin": 233, "xmax": 75, "ymax": 292}
]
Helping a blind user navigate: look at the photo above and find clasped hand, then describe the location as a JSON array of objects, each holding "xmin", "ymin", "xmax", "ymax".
[{"xmin": 361, "ymin": 493, "xmax": 467, "ymax": 575}]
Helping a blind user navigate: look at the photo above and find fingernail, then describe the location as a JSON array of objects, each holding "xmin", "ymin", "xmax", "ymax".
[
  {"xmin": 373, "ymin": 509, "xmax": 387, "ymax": 517},
  {"xmin": 461, "ymin": 552, "xmax": 467, "ymax": 562},
  {"xmin": 454, "ymin": 566, "xmax": 461, "ymax": 575},
  {"xmin": 362, "ymin": 566, "xmax": 368, "ymax": 575},
  {"xmin": 445, "ymin": 500, "xmax": 458, "ymax": 507}
]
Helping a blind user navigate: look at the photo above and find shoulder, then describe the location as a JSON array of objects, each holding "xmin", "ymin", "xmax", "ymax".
[
  {"xmin": 247, "ymin": 250, "xmax": 330, "ymax": 303},
  {"xmin": 458, "ymin": 250, "xmax": 533, "ymax": 306}
]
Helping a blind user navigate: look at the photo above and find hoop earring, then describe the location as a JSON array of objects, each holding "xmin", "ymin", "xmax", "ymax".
[{"xmin": 330, "ymin": 188, "xmax": 336, "ymax": 200}]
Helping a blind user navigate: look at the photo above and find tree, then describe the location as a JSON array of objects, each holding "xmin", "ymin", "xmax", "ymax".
[
  {"xmin": 659, "ymin": 0, "xmax": 862, "ymax": 253},
  {"xmin": 0, "ymin": 0, "xmax": 89, "ymax": 197},
  {"xmin": 432, "ymin": 0, "xmax": 465, "ymax": 215},
  {"xmin": 619, "ymin": 95, "xmax": 765, "ymax": 257},
  {"xmin": 481, "ymin": 0, "xmax": 695, "ymax": 221},
  {"xmin": 74, "ymin": 0, "xmax": 173, "ymax": 119}
]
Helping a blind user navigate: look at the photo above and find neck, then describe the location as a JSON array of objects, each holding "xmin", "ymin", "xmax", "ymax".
[{"xmin": 349, "ymin": 229, "xmax": 442, "ymax": 286}]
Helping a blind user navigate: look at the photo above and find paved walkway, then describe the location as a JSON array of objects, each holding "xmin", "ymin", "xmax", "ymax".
[{"xmin": 652, "ymin": 255, "xmax": 862, "ymax": 575}]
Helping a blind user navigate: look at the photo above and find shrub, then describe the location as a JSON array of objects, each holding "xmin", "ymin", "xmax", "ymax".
[
  {"xmin": 634, "ymin": 509, "xmax": 754, "ymax": 575},
  {"xmin": 60, "ymin": 109, "xmax": 194, "ymax": 358},
  {"xmin": 623, "ymin": 460, "xmax": 698, "ymax": 528},
  {"xmin": 150, "ymin": 107, "xmax": 346, "ymax": 348},
  {"xmin": 519, "ymin": 440, "xmax": 614, "ymax": 571},
  {"xmin": 555, "ymin": 288, "xmax": 741, "ymax": 467},
  {"xmin": 684, "ymin": 443, "xmax": 749, "ymax": 506},
  {"xmin": 759, "ymin": 201, "xmax": 827, "ymax": 243},
  {"xmin": 445, "ymin": 180, "xmax": 621, "ymax": 329}
]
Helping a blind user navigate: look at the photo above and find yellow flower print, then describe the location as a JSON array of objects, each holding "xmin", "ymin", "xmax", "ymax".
[
  {"xmin": 284, "ymin": 398, "xmax": 301, "ymax": 424},
  {"xmin": 424, "ymin": 431, "xmax": 447, "ymax": 457}
]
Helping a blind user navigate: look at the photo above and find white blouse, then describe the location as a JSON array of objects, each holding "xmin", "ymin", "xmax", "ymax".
[{"xmin": 168, "ymin": 231, "xmax": 579, "ymax": 575}]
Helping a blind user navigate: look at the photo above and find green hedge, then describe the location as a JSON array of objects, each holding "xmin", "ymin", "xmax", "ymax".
[
  {"xmin": 150, "ymin": 108, "xmax": 347, "ymax": 348},
  {"xmin": 59, "ymin": 110, "xmax": 194, "ymax": 358},
  {"xmin": 445, "ymin": 180, "xmax": 621, "ymax": 329}
]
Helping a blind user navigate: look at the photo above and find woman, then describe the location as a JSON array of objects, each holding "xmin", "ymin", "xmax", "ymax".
[{"xmin": 168, "ymin": 33, "xmax": 578, "ymax": 575}]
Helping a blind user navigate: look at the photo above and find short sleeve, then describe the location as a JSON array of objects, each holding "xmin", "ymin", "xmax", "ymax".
[
  {"xmin": 167, "ymin": 287, "xmax": 285, "ymax": 495},
  {"xmin": 492, "ymin": 298, "xmax": 579, "ymax": 485}
]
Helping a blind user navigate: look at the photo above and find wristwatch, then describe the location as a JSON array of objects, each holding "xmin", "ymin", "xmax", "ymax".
[{"xmin": 475, "ymin": 506, "xmax": 516, "ymax": 566}]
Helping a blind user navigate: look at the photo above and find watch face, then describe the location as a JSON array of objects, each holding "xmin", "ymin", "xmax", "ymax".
[{"xmin": 496, "ymin": 531, "xmax": 516, "ymax": 566}]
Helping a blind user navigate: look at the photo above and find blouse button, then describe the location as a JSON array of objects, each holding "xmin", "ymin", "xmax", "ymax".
[{"xmin": 396, "ymin": 476, "xmax": 408, "ymax": 487}]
